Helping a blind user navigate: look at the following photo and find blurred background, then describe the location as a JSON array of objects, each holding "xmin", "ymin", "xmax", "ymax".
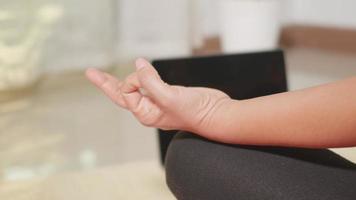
[{"xmin": 1, "ymin": 0, "xmax": 356, "ymax": 199}]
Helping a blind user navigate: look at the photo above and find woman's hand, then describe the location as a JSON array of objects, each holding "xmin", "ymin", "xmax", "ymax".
[
  {"xmin": 86, "ymin": 58, "xmax": 231, "ymax": 136},
  {"xmin": 86, "ymin": 58, "xmax": 356, "ymax": 147}
]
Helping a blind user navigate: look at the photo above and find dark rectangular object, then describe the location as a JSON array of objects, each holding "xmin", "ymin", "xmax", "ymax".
[{"xmin": 152, "ymin": 50, "xmax": 288, "ymax": 164}]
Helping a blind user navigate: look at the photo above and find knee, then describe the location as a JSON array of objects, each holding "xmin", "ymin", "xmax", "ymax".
[
  {"xmin": 164, "ymin": 132, "xmax": 248, "ymax": 200},
  {"xmin": 165, "ymin": 132, "xmax": 210, "ymax": 199}
]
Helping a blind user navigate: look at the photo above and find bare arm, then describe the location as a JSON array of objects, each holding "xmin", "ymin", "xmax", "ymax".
[{"xmin": 208, "ymin": 77, "xmax": 356, "ymax": 148}]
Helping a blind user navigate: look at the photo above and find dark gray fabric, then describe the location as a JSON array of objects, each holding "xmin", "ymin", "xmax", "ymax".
[{"xmin": 165, "ymin": 132, "xmax": 356, "ymax": 200}]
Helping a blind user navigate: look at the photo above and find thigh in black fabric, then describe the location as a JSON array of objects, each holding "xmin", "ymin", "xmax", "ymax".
[{"xmin": 165, "ymin": 132, "xmax": 356, "ymax": 200}]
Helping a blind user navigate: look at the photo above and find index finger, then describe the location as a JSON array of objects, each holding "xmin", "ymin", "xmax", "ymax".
[{"xmin": 85, "ymin": 68, "xmax": 127, "ymax": 108}]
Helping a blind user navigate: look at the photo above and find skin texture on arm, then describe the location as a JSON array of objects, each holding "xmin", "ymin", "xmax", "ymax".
[
  {"xmin": 207, "ymin": 77, "xmax": 356, "ymax": 148},
  {"xmin": 86, "ymin": 58, "xmax": 356, "ymax": 148}
]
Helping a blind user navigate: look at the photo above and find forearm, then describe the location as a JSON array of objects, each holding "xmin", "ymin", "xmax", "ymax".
[{"xmin": 208, "ymin": 77, "xmax": 356, "ymax": 148}]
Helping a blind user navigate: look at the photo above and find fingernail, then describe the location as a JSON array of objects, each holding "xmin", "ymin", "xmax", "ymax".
[{"xmin": 135, "ymin": 58, "xmax": 147, "ymax": 70}]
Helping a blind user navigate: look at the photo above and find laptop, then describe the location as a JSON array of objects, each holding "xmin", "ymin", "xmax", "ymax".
[{"xmin": 152, "ymin": 50, "xmax": 287, "ymax": 164}]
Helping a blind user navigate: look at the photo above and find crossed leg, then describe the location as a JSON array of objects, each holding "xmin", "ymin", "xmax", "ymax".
[{"xmin": 165, "ymin": 132, "xmax": 356, "ymax": 200}]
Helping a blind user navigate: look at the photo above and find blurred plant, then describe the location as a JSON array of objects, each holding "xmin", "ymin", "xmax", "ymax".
[{"xmin": 0, "ymin": 2, "xmax": 63, "ymax": 91}]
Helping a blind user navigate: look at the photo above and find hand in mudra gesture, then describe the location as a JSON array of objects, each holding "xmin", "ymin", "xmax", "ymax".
[
  {"xmin": 86, "ymin": 58, "xmax": 230, "ymax": 138},
  {"xmin": 86, "ymin": 58, "xmax": 356, "ymax": 147}
]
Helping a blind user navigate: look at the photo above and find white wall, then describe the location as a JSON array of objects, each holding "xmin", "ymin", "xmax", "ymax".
[
  {"xmin": 285, "ymin": 0, "xmax": 356, "ymax": 28},
  {"xmin": 42, "ymin": 0, "xmax": 356, "ymax": 72},
  {"xmin": 200, "ymin": 0, "xmax": 356, "ymax": 38},
  {"xmin": 43, "ymin": 0, "xmax": 116, "ymax": 72},
  {"xmin": 196, "ymin": 0, "xmax": 220, "ymax": 37},
  {"xmin": 117, "ymin": 0, "xmax": 191, "ymax": 62}
]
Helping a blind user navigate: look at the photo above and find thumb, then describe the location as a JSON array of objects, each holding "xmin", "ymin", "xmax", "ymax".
[{"xmin": 135, "ymin": 58, "xmax": 173, "ymax": 106}]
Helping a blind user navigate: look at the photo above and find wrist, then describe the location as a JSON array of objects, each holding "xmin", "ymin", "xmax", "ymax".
[{"xmin": 194, "ymin": 98, "xmax": 241, "ymax": 142}]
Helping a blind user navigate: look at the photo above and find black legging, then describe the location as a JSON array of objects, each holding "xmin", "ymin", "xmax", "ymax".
[{"xmin": 165, "ymin": 132, "xmax": 356, "ymax": 200}]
